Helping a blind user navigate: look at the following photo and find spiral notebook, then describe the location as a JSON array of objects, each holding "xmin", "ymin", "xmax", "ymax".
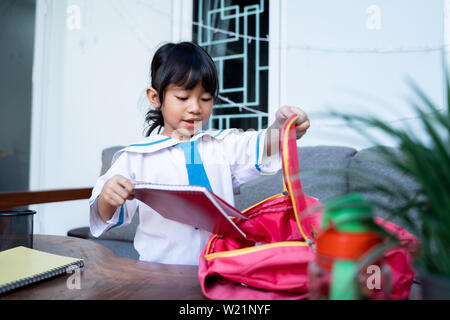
[
  {"xmin": 0, "ymin": 246, "xmax": 84, "ymax": 295},
  {"xmin": 134, "ymin": 183, "xmax": 249, "ymax": 239}
]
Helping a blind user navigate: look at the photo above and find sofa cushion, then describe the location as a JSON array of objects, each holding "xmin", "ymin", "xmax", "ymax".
[
  {"xmin": 101, "ymin": 146, "xmax": 124, "ymax": 175},
  {"xmin": 348, "ymin": 146, "xmax": 420, "ymax": 235},
  {"xmin": 234, "ymin": 146, "xmax": 357, "ymax": 211},
  {"xmin": 296, "ymin": 145, "xmax": 357, "ymax": 203}
]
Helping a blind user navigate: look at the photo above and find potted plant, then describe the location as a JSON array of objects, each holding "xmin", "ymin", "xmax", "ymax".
[{"xmin": 333, "ymin": 72, "xmax": 450, "ymax": 299}]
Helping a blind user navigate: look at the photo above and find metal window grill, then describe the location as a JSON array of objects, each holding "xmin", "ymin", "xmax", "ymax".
[{"xmin": 193, "ymin": 0, "xmax": 269, "ymax": 131}]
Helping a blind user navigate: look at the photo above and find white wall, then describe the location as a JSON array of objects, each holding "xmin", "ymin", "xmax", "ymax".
[
  {"xmin": 31, "ymin": 0, "xmax": 178, "ymax": 235},
  {"xmin": 277, "ymin": 0, "xmax": 445, "ymax": 149}
]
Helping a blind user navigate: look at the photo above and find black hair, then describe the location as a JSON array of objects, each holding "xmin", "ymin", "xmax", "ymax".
[{"xmin": 144, "ymin": 42, "xmax": 219, "ymax": 136}]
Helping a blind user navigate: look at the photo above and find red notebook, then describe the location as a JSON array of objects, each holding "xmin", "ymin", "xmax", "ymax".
[{"xmin": 133, "ymin": 183, "xmax": 248, "ymax": 239}]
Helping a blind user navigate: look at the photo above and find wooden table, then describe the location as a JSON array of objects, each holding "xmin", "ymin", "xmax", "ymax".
[
  {"xmin": 0, "ymin": 235, "xmax": 205, "ymax": 300},
  {"xmin": 1, "ymin": 235, "xmax": 423, "ymax": 300}
]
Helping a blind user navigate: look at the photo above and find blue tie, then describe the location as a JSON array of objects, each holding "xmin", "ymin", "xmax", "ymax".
[{"xmin": 177, "ymin": 140, "xmax": 212, "ymax": 192}]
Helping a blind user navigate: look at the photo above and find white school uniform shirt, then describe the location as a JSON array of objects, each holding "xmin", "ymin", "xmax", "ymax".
[{"xmin": 89, "ymin": 128, "xmax": 282, "ymax": 265}]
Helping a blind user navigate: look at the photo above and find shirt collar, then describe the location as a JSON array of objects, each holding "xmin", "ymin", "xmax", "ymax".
[{"xmin": 111, "ymin": 129, "xmax": 234, "ymax": 163}]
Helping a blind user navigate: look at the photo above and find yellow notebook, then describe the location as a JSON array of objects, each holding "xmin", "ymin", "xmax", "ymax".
[{"xmin": 0, "ymin": 246, "xmax": 84, "ymax": 295}]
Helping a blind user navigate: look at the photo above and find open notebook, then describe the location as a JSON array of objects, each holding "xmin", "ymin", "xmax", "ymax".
[
  {"xmin": 0, "ymin": 246, "xmax": 84, "ymax": 295},
  {"xmin": 134, "ymin": 183, "xmax": 248, "ymax": 239}
]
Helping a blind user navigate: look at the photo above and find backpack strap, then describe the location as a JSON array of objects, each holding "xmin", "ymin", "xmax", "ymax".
[{"xmin": 281, "ymin": 114, "xmax": 310, "ymax": 242}]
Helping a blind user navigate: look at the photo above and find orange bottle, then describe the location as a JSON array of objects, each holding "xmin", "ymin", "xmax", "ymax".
[{"xmin": 308, "ymin": 194, "xmax": 392, "ymax": 300}]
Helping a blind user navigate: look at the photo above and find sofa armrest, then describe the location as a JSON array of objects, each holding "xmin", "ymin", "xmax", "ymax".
[{"xmin": 67, "ymin": 227, "xmax": 92, "ymax": 239}]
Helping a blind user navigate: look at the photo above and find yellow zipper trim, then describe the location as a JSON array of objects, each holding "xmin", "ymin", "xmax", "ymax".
[
  {"xmin": 282, "ymin": 116, "xmax": 309, "ymax": 242},
  {"xmin": 205, "ymin": 234, "xmax": 219, "ymax": 255},
  {"xmin": 241, "ymin": 193, "xmax": 285, "ymax": 214},
  {"xmin": 205, "ymin": 241, "xmax": 309, "ymax": 261}
]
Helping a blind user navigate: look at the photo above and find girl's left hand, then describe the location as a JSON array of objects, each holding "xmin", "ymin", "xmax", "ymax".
[{"xmin": 275, "ymin": 106, "xmax": 310, "ymax": 139}]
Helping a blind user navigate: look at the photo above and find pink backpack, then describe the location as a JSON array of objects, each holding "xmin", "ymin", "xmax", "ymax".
[{"xmin": 198, "ymin": 115, "xmax": 420, "ymax": 300}]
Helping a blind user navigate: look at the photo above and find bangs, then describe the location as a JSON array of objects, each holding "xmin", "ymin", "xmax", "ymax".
[{"xmin": 159, "ymin": 43, "xmax": 218, "ymax": 97}]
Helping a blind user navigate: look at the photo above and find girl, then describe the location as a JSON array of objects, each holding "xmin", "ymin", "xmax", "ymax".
[{"xmin": 89, "ymin": 42, "xmax": 310, "ymax": 265}]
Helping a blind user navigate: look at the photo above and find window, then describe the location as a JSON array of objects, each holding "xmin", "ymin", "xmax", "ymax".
[{"xmin": 193, "ymin": 0, "xmax": 269, "ymax": 131}]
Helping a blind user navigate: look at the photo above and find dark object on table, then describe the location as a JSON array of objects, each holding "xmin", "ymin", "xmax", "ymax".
[{"xmin": 0, "ymin": 209, "xmax": 36, "ymax": 251}]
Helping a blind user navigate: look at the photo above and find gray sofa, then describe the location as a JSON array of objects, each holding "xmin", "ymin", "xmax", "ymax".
[{"xmin": 68, "ymin": 145, "xmax": 419, "ymax": 260}]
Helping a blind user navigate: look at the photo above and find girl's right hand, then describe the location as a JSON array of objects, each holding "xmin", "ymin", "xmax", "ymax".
[{"xmin": 99, "ymin": 175, "xmax": 135, "ymax": 207}]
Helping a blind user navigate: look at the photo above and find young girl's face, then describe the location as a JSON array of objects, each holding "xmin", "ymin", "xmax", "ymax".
[{"xmin": 158, "ymin": 82, "xmax": 214, "ymax": 140}]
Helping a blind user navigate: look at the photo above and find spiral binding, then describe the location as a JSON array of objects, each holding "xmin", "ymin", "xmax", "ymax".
[{"xmin": 0, "ymin": 260, "xmax": 84, "ymax": 295}]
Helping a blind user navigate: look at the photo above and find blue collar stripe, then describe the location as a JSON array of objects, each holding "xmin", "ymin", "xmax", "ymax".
[
  {"xmin": 128, "ymin": 137, "xmax": 172, "ymax": 147},
  {"xmin": 177, "ymin": 140, "xmax": 212, "ymax": 191},
  {"xmin": 215, "ymin": 130, "xmax": 225, "ymax": 137},
  {"xmin": 255, "ymin": 131, "xmax": 263, "ymax": 172}
]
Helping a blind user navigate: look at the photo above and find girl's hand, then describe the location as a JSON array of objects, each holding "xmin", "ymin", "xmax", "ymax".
[
  {"xmin": 99, "ymin": 175, "xmax": 135, "ymax": 207},
  {"xmin": 275, "ymin": 106, "xmax": 310, "ymax": 139}
]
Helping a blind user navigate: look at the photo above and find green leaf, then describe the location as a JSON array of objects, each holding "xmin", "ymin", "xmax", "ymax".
[{"xmin": 329, "ymin": 72, "xmax": 450, "ymax": 277}]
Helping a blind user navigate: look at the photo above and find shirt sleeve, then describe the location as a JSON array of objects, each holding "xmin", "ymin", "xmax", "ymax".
[
  {"xmin": 222, "ymin": 128, "xmax": 282, "ymax": 190},
  {"xmin": 88, "ymin": 151, "xmax": 138, "ymax": 238}
]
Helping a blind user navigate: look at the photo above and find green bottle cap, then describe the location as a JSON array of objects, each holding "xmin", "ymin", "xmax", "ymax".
[{"xmin": 322, "ymin": 193, "xmax": 375, "ymax": 233}]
